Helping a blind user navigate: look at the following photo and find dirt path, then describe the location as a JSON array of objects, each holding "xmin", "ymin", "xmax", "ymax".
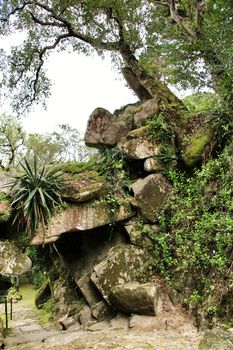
[{"xmin": 1, "ymin": 284, "xmax": 203, "ymax": 350}]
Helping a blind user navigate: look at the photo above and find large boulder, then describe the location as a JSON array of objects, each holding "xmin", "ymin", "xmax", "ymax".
[
  {"xmin": 91, "ymin": 244, "xmax": 148, "ymax": 303},
  {"xmin": 84, "ymin": 107, "xmax": 133, "ymax": 147},
  {"xmin": 84, "ymin": 108, "xmax": 115, "ymax": 147},
  {"xmin": 101, "ymin": 105, "xmax": 134, "ymax": 146},
  {"xmin": 0, "ymin": 241, "xmax": 32, "ymax": 276},
  {"xmin": 133, "ymin": 98, "xmax": 159, "ymax": 127},
  {"xmin": 109, "ymin": 282, "xmax": 161, "ymax": 316},
  {"xmin": 132, "ymin": 174, "xmax": 172, "ymax": 222},
  {"xmin": 118, "ymin": 126, "xmax": 161, "ymax": 159},
  {"xmin": 61, "ymin": 171, "xmax": 105, "ymax": 202},
  {"xmin": 31, "ymin": 199, "xmax": 135, "ymax": 245}
]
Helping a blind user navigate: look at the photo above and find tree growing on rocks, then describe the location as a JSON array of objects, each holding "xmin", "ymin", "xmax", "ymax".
[
  {"xmin": 0, "ymin": 0, "xmax": 182, "ymax": 114},
  {"xmin": 1, "ymin": 0, "xmax": 233, "ymax": 114}
]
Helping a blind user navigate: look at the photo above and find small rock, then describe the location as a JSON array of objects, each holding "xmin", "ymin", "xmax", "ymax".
[
  {"xmin": 144, "ymin": 157, "xmax": 164, "ymax": 172},
  {"xmin": 58, "ymin": 314, "xmax": 79, "ymax": 330},
  {"xmin": 78, "ymin": 305, "xmax": 95, "ymax": 325},
  {"xmin": 110, "ymin": 312, "xmax": 129, "ymax": 330},
  {"xmin": 91, "ymin": 300, "xmax": 112, "ymax": 321}
]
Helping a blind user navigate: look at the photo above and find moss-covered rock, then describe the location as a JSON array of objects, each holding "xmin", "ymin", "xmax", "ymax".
[
  {"xmin": 183, "ymin": 127, "xmax": 213, "ymax": 167},
  {"xmin": 118, "ymin": 126, "xmax": 161, "ymax": 160},
  {"xmin": 91, "ymin": 244, "xmax": 148, "ymax": 303},
  {"xmin": 31, "ymin": 198, "xmax": 135, "ymax": 245},
  {"xmin": 61, "ymin": 170, "xmax": 105, "ymax": 202},
  {"xmin": 123, "ymin": 218, "xmax": 157, "ymax": 248},
  {"xmin": 109, "ymin": 282, "xmax": 161, "ymax": 315}
]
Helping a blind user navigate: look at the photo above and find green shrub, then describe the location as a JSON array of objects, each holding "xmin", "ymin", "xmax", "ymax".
[
  {"xmin": 97, "ymin": 147, "xmax": 130, "ymax": 192},
  {"xmin": 9, "ymin": 156, "xmax": 65, "ymax": 236},
  {"xmin": 148, "ymin": 149, "xmax": 233, "ymax": 323}
]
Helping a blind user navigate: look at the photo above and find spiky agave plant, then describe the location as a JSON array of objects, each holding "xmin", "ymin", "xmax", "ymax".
[{"xmin": 9, "ymin": 156, "xmax": 64, "ymax": 236}]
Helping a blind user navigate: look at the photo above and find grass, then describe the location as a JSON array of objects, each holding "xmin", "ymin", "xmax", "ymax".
[{"xmin": 11, "ymin": 283, "xmax": 53, "ymax": 325}]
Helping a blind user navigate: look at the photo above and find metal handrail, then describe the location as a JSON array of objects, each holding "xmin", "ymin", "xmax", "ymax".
[{"xmin": 0, "ymin": 296, "xmax": 13, "ymax": 330}]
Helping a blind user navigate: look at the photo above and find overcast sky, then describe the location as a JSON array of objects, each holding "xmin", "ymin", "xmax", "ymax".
[
  {"xmin": 22, "ymin": 52, "xmax": 138, "ymax": 134},
  {"xmin": 0, "ymin": 32, "xmax": 197, "ymax": 136},
  {"xmin": 0, "ymin": 33, "xmax": 137, "ymax": 135}
]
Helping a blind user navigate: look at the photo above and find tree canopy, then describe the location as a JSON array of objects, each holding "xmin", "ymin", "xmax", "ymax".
[{"xmin": 1, "ymin": 1, "xmax": 233, "ymax": 111}]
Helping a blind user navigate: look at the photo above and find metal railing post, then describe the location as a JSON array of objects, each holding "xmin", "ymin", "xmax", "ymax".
[
  {"xmin": 10, "ymin": 298, "xmax": 13, "ymax": 320},
  {"xmin": 4, "ymin": 297, "xmax": 8, "ymax": 330}
]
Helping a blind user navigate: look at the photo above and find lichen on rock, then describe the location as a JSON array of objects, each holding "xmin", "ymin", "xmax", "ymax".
[{"xmin": 131, "ymin": 174, "xmax": 172, "ymax": 222}]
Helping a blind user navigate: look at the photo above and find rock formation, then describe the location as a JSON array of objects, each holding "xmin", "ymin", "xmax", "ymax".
[{"xmin": 1, "ymin": 90, "xmax": 230, "ymax": 339}]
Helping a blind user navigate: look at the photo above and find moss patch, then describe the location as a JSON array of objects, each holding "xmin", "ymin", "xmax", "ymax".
[
  {"xmin": 183, "ymin": 128, "xmax": 213, "ymax": 167},
  {"xmin": 126, "ymin": 126, "xmax": 148, "ymax": 139}
]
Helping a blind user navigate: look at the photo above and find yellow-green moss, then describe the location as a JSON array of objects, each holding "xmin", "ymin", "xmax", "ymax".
[
  {"xmin": 183, "ymin": 129, "xmax": 213, "ymax": 167},
  {"xmin": 126, "ymin": 126, "xmax": 148, "ymax": 139}
]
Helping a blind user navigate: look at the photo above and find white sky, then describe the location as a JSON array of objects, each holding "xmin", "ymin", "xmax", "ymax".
[
  {"xmin": 0, "ymin": 33, "xmax": 137, "ymax": 135},
  {"xmin": 22, "ymin": 52, "xmax": 138, "ymax": 134},
  {"xmin": 0, "ymin": 32, "xmax": 196, "ymax": 136}
]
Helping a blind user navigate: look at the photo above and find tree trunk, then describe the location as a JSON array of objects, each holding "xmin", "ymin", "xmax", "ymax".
[{"xmin": 119, "ymin": 43, "xmax": 184, "ymax": 107}]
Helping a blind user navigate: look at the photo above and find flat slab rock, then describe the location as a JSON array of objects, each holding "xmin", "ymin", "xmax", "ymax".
[
  {"xmin": 91, "ymin": 244, "xmax": 148, "ymax": 303},
  {"xmin": 31, "ymin": 199, "xmax": 135, "ymax": 245}
]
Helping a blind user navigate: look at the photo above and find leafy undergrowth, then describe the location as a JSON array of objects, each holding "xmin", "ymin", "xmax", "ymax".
[{"xmin": 147, "ymin": 145, "xmax": 233, "ymax": 325}]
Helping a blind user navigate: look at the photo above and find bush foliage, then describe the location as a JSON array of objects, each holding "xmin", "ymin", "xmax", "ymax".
[{"xmin": 147, "ymin": 147, "xmax": 233, "ymax": 322}]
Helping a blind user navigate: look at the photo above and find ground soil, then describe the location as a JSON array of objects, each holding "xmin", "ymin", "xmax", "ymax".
[{"xmin": 1, "ymin": 284, "xmax": 204, "ymax": 350}]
